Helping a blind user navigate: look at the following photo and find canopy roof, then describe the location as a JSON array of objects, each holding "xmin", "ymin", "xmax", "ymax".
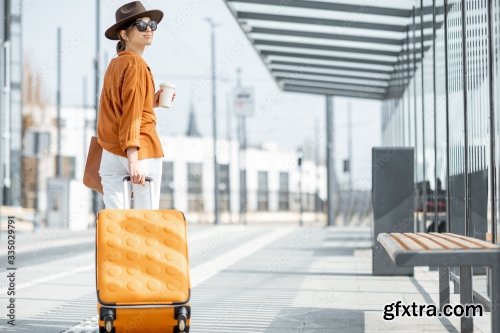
[{"xmin": 223, "ymin": 0, "xmax": 442, "ymax": 100}]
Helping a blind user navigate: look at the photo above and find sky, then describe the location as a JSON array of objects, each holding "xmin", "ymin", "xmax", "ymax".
[{"xmin": 21, "ymin": 0, "xmax": 382, "ymax": 189}]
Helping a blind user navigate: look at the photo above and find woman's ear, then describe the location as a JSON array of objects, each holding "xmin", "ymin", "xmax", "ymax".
[{"xmin": 119, "ymin": 30, "xmax": 127, "ymax": 41}]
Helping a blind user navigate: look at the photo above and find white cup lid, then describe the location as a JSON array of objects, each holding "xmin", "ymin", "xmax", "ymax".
[{"xmin": 160, "ymin": 83, "xmax": 176, "ymax": 89}]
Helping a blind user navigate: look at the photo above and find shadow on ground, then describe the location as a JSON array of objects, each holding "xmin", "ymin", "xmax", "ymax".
[{"xmin": 265, "ymin": 307, "xmax": 365, "ymax": 333}]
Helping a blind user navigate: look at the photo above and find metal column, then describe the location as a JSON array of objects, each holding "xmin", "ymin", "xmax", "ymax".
[
  {"xmin": 207, "ymin": 19, "xmax": 220, "ymax": 225},
  {"xmin": 1, "ymin": 0, "xmax": 11, "ymax": 205},
  {"xmin": 444, "ymin": 0, "xmax": 451, "ymax": 233},
  {"xmin": 326, "ymin": 95, "xmax": 335, "ymax": 226},
  {"xmin": 347, "ymin": 102, "xmax": 352, "ymax": 193},
  {"xmin": 56, "ymin": 27, "xmax": 62, "ymax": 177},
  {"xmin": 487, "ymin": 0, "xmax": 497, "ymax": 244},
  {"xmin": 93, "ymin": 0, "xmax": 101, "ymax": 217},
  {"xmin": 420, "ymin": 0, "xmax": 428, "ymax": 230},
  {"xmin": 406, "ymin": 28, "xmax": 411, "ymax": 148},
  {"xmin": 491, "ymin": 264, "xmax": 500, "ymax": 333},
  {"xmin": 237, "ymin": 68, "xmax": 248, "ymax": 225},
  {"xmin": 413, "ymin": 7, "xmax": 419, "ymax": 231},
  {"xmin": 432, "ymin": 0, "xmax": 438, "ymax": 231},
  {"xmin": 0, "ymin": 0, "xmax": 6, "ymax": 207},
  {"xmin": 461, "ymin": 0, "xmax": 470, "ymax": 236}
]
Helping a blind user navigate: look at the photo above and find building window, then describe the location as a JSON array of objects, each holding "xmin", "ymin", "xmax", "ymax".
[
  {"xmin": 257, "ymin": 171, "xmax": 269, "ymax": 211},
  {"xmin": 187, "ymin": 163, "xmax": 204, "ymax": 212},
  {"xmin": 218, "ymin": 164, "xmax": 230, "ymax": 212},
  {"xmin": 240, "ymin": 169, "xmax": 247, "ymax": 212},
  {"xmin": 279, "ymin": 171, "xmax": 289, "ymax": 211},
  {"xmin": 160, "ymin": 161, "xmax": 174, "ymax": 209},
  {"xmin": 54, "ymin": 156, "xmax": 75, "ymax": 178}
]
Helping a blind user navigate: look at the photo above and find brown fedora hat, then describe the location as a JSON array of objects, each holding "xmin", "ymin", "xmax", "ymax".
[{"xmin": 105, "ymin": 1, "xmax": 164, "ymax": 40}]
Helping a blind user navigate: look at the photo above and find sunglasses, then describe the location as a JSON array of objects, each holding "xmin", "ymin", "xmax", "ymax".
[{"xmin": 131, "ymin": 20, "xmax": 158, "ymax": 32}]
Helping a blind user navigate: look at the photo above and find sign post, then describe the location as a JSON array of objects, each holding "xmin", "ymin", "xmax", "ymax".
[{"xmin": 234, "ymin": 84, "xmax": 254, "ymax": 224}]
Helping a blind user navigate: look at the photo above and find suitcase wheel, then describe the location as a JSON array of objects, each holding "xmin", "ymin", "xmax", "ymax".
[
  {"xmin": 99, "ymin": 327, "xmax": 114, "ymax": 333},
  {"xmin": 177, "ymin": 306, "xmax": 189, "ymax": 332},
  {"xmin": 178, "ymin": 318, "xmax": 186, "ymax": 332},
  {"xmin": 104, "ymin": 314, "xmax": 114, "ymax": 333}
]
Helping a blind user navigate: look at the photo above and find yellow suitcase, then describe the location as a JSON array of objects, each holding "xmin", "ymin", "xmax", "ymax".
[{"xmin": 96, "ymin": 177, "xmax": 191, "ymax": 333}]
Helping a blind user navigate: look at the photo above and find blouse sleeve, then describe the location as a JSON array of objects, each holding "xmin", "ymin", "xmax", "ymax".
[{"xmin": 119, "ymin": 57, "xmax": 146, "ymax": 153}]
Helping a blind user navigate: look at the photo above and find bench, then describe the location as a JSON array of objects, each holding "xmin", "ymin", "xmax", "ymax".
[{"xmin": 377, "ymin": 232, "xmax": 500, "ymax": 333}]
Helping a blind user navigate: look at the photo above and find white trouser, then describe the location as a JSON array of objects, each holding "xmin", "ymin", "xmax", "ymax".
[{"xmin": 99, "ymin": 149, "xmax": 163, "ymax": 209}]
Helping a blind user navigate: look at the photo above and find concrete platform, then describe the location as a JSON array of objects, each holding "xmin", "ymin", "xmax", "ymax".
[{"xmin": 0, "ymin": 224, "xmax": 492, "ymax": 332}]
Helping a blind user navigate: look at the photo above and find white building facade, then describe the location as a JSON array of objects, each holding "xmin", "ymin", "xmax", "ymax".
[
  {"xmin": 160, "ymin": 135, "xmax": 327, "ymax": 224},
  {"xmin": 25, "ymin": 105, "xmax": 328, "ymax": 226}
]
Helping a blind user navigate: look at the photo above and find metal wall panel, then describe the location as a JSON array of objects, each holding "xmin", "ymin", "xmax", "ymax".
[{"xmin": 372, "ymin": 147, "xmax": 414, "ymax": 276}]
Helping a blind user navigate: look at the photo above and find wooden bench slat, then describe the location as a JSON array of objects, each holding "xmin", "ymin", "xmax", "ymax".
[
  {"xmin": 403, "ymin": 233, "xmax": 444, "ymax": 250},
  {"xmin": 427, "ymin": 233, "xmax": 479, "ymax": 249},
  {"xmin": 418, "ymin": 233, "xmax": 465, "ymax": 249},
  {"xmin": 432, "ymin": 233, "xmax": 485, "ymax": 249},
  {"xmin": 377, "ymin": 233, "xmax": 406, "ymax": 262},
  {"xmin": 391, "ymin": 233, "xmax": 424, "ymax": 251},
  {"xmin": 443, "ymin": 233, "xmax": 498, "ymax": 249}
]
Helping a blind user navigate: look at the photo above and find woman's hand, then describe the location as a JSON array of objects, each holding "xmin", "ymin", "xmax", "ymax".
[
  {"xmin": 153, "ymin": 88, "xmax": 163, "ymax": 108},
  {"xmin": 153, "ymin": 89, "xmax": 176, "ymax": 108},
  {"xmin": 127, "ymin": 147, "xmax": 145, "ymax": 185}
]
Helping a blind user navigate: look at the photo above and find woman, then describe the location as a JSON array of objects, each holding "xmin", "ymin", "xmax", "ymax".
[{"xmin": 98, "ymin": 1, "xmax": 173, "ymax": 209}]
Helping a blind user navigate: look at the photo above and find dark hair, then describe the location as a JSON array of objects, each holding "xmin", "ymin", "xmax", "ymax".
[
  {"xmin": 116, "ymin": 24, "xmax": 132, "ymax": 53},
  {"xmin": 116, "ymin": 40, "xmax": 126, "ymax": 53},
  {"xmin": 116, "ymin": 33, "xmax": 127, "ymax": 53}
]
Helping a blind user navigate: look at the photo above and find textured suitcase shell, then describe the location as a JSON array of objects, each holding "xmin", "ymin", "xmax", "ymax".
[{"xmin": 96, "ymin": 209, "xmax": 191, "ymax": 306}]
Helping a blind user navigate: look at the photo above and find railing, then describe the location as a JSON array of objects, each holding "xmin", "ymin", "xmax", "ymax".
[{"xmin": 159, "ymin": 189, "xmax": 373, "ymax": 225}]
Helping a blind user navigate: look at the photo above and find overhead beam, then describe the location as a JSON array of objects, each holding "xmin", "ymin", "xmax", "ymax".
[
  {"xmin": 270, "ymin": 60, "xmax": 393, "ymax": 75},
  {"xmin": 254, "ymin": 39, "xmax": 400, "ymax": 57},
  {"xmin": 237, "ymin": 12, "xmax": 440, "ymax": 32},
  {"xmin": 251, "ymin": 27, "xmax": 403, "ymax": 45},
  {"xmin": 276, "ymin": 75, "xmax": 388, "ymax": 89},
  {"xmin": 251, "ymin": 27, "xmax": 436, "ymax": 49},
  {"xmin": 262, "ymin": 50, "xmax": 399, "ymax": 67},
  {"xmin": 270, "ymin": 68, "xmax": 391, "ymax": 83},
  {"xmin": 228, "ymin": 0, "xmax": 411, "ymax": 17},
  {"xmin": 227, "ymin": 0, "xmax": 445, "ymax": 17},
  {"xmin": 283, "ymin": 84, "xmax": 385, "ymax": 100},
  {"xmin": 278, "ymin": 78, "xmax": 387, "ymax": 94}
]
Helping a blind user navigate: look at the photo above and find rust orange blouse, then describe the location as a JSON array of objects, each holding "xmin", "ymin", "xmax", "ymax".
[{"xmin": 97, "ymin": 50, "xmax": 164, "ymax": 160}]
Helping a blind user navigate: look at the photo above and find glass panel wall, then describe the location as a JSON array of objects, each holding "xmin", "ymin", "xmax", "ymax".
[{"xmin": 381, "ymin": 0, "xmax": 500, "ymax": 301}]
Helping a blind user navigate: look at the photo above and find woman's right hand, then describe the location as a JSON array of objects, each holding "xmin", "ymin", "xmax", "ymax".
[
  {"xmin": 127, "ymin": 147, "xmax": 145, "ymax": 185},
  {"xmin": 128, "ymin": 160, "xmax": 145, "ymax": 185}
]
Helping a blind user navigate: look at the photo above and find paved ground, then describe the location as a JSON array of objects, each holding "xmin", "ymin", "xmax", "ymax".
[{"xmin": 0, "ymin": 222, "xmax": 492, "ymax": 332}]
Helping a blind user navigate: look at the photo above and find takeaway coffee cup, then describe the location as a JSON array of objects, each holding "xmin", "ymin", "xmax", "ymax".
[{"xmin": 159, "ymin": 83, "xmax": 176, "ymax": 108}]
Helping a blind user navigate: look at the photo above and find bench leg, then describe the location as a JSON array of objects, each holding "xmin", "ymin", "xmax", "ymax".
[
  {"xmin": 439, "ymin": 266, "xmax": 450, "ymax": 311},
  {"xmin": 492, "ymin": 265, "xmax": 500, "ymax": 333},
  {"xmin": 460, "ymin": 266, "xmax": 473, "ymax": 333},
  {"xmin": 452, "ymin": 268, "xmax": 460, "ymax": 294}
]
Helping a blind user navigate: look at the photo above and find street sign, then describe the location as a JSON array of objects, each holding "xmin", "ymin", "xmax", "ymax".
[{"xmin": 233, "ymin": 86, "xmax": 254, "ymax": 117}]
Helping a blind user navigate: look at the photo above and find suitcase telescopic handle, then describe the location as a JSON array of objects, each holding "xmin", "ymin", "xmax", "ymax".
[{"xmin": 122, "ymin": 176, "xmax": 155, "ymax": 209}]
